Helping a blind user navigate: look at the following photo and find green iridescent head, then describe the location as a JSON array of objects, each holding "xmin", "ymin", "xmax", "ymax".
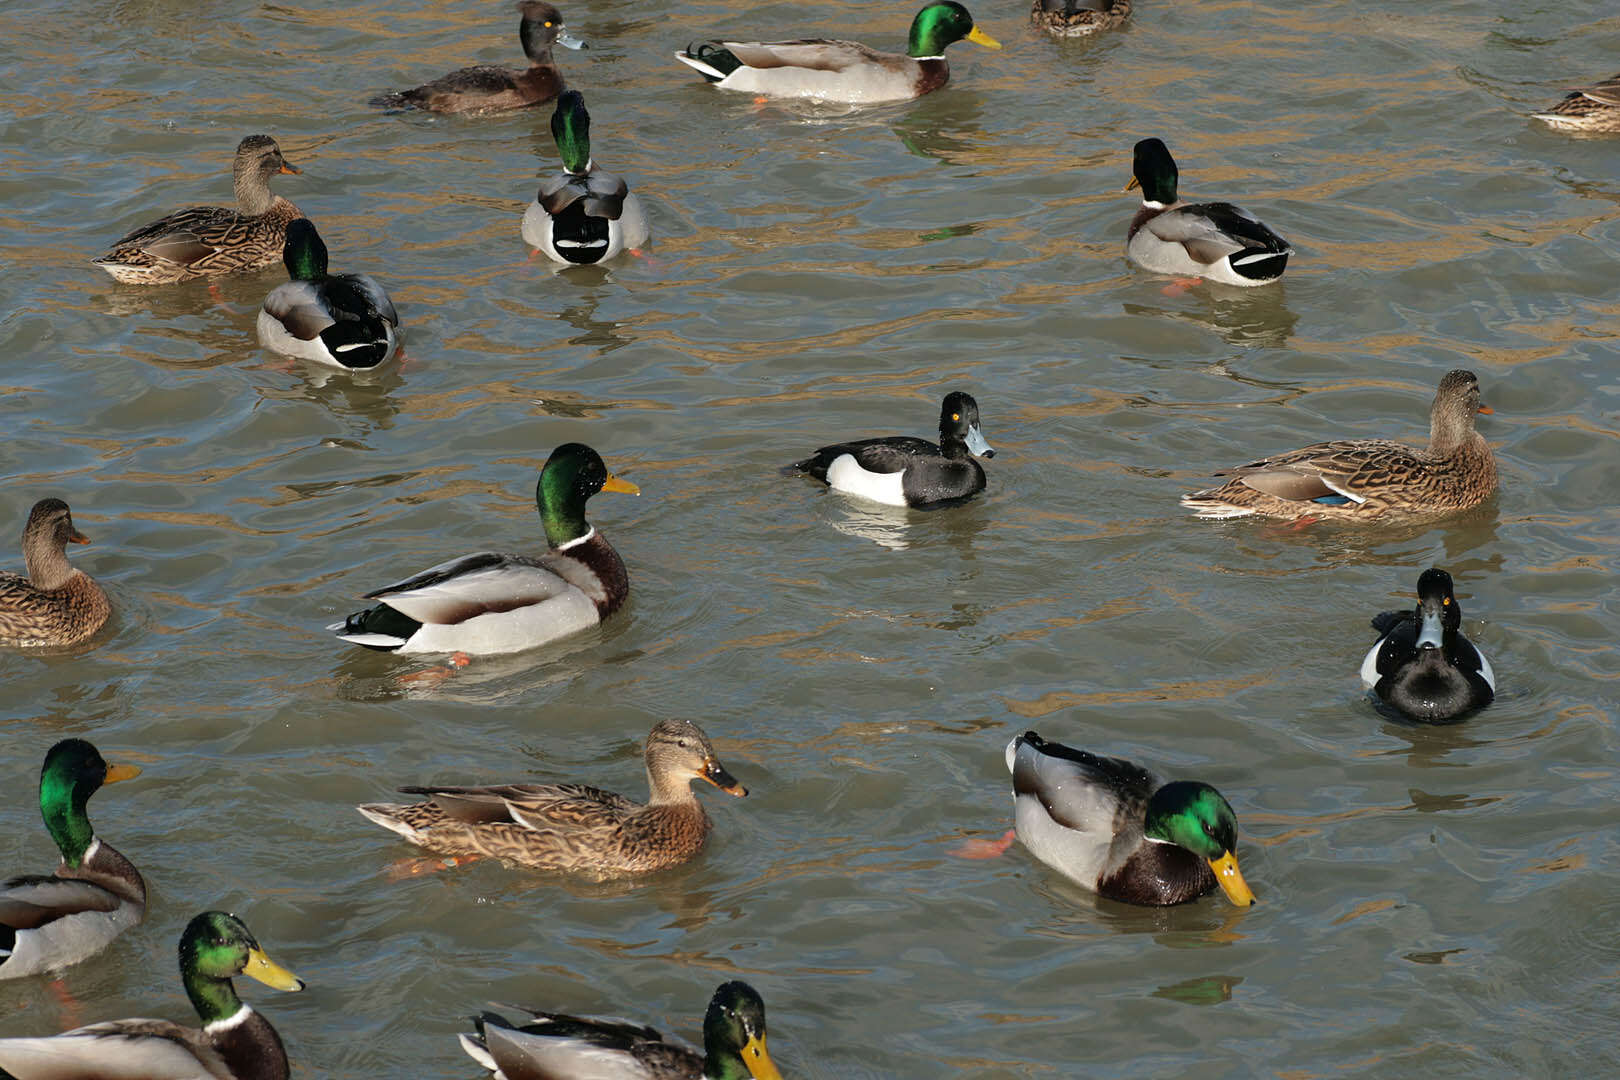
[
  {"xmin": 906, "ymin": 1, "xmax": 1001, "ymax": 58},
  {"xmin": 551, "ymin": 90, "xmax": 592, "ymax": 175},
  {"xmin": 1143, "ymin": 780, "xmax": 1256, "ymax": 906},
  {"xmin": 1127, "ymin": 138, "xmax": 1180, "ymax": 205},
  {"xmin": 535, "ymin": 442, "xmax": 639, "ymax": 547},
  {"xmin": 281, "ymin": 218, "xmax": 329, "ymax": 282},
  {"xmin": 178, "ymin": 911, "xmax": 304, "ymax": 1025},
  {"xmin": 39, "ymin": 738, "xmax": 140, "ymax": 868},
  {"xmin": 703, "ymin": 981, "xmax": 783, "ymax": 1080}
]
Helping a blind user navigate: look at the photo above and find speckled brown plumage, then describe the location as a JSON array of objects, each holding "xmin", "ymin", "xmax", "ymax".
[
  {"xmin": 93, "ymin": 135, "xmax": 303, "ymax": 285},
  {"xmin": 1181, "ymin": 369, "xmax": 1498, "ymax": 522},
  {"xmin": 358, "ymin": 720, "xmax": 747, "ymax": 877},
  {"xmin": 0, "ymin": 499, "xmax": 110, "ymax": 648},
  {"xmin": 1029, "ymin": 0, "xmax": 1130, "ymax": 37},
  {"xmin": 1534, "ymin": 73, "xmax": 1620, "ymax": 133}
]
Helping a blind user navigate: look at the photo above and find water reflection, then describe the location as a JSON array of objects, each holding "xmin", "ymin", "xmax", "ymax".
[
  {"xmin": 1123, "ymin": 284, "xmax": 1300, "ymax": 349},
  {"xmin": 251, "ymin": 355, "xmax": 407, "ymax": 429},
  {"xmin": 819, "ymin": 496, "xmax": 990, "ymax": 555}
]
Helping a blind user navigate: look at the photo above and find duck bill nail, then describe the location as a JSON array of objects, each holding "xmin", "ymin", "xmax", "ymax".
[
  {"xmin": 557, "ymin": 31, "xmax": 587, "ymax": 49},
  {"xmin": 743, "ymin": 1034, "xmax": 783, "ymax": 1080},
  {"xmin": 1417, "ymin": 609, "xmax": 1445, "ymax": 650},
  {"xmin": 967, "ymin": 26, "xmax": 1002, "ymax": 49},
  {"xmin": 704, "ymin": 760, "xmax": 747, "ymax": 797},
  {"xmin": 601, "ymin": 475, "xmax": 640, "ymax": 495},
  {"xmin": 1209, "ymin": 851, "xmax": 1256, "ymax": 906},
  {"xmin": 103, "ymin": 763, "xmax": 142, "ymax": 784},
  {"xmin": 965, "ymin": 425, "xmax": 994, "ymax": 458},
  {"xmin": 69, "ymin": 529, "xmax": 92, "ymax": 544},
  {"xmin": 243, "ymin": 947, "xmax": 306, "ymax": 992}
]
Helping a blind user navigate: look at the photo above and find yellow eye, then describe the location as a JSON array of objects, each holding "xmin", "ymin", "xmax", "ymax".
[
  {"xmin": 952, "ymin": 413, "xmax": 960, "ymax": 421},
  {"xmin": 544, "ymin": 20, "xmax": 553, "ymax": 26},
  {"xmin": 1442, "ymin": 597, "xmax": 1451, "ymax": 605}
]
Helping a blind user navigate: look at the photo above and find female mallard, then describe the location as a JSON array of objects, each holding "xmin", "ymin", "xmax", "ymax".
[
  {"xmin": 1180, "ymin": 369, "xmax": 1497, "ymax": 522},
  {"xmin": 1005, "ymin": 731, "xmax": 1257, "ymax": 907},
  {"xmin": 460, "ymin": 980, "xmax": 782, "ymax": 1080},
  {"xmin": 357, "ymin": 719, "xmax": 747, "ymax": 876},
  {"xmin": 1, "ymin": 739, "xmax": 143, "ymax": 981},
  {"xmin": 1030, "ymin": 0, "xmax": 1130, "ymax": 37},
  {"xmin": 791, "ymin": 391, "xmax": 995, "ymax": 508},
  {"xmin": 373, "ymin": 1, "xmax": 585, "ymax": 115},
  {"xmin": 1533, "ymin": 72, "xmax": 1620, "ymax": 133},
  {"xmin": 1125, "ymin": 137, "xmax": 1293, "ymax": 286},
  {"xmin": 524, "ymin": 91, "xmax": 651, "ymax": 266},
  {"xmin": 0, "ymin": 910, "xmax": 303, "ymax": 1080},
  {"xmin": 92, "ymin": 135, "xmax": 302, "ymax": 285},
  {"xmin": 0, "ymin": 499, "xmax": 111, "ymax": 648},
  {"xmin": 675, "ymin": 1, "xmax": 1001, "ymax": 105},
  {"xmin": 1361, "ymin": 568, "xmax": 1495, "ymax": 723},
  {"xmin": 329, "ymin": 443, "xmax": 638, "ymax": 656},
  {"xmin": 258, "ymin": 219, "xmax": 399, "ymax": 369}
]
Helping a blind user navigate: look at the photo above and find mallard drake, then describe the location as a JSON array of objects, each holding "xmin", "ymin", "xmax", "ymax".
[
  {"xmin": 675, "ymin": 1, "xmax": 1001, "ymax": 105},
  {"xmin": 0, "ymin": 740, "xmax": 143, "ymax": 981},
  {"xmin": 460, "ymin": 980, "xmax": 782, "ymax": 1080},
  {"xmin": 1360, "ymin": 568, "xmax": 1495, "ymax": 723},
  {"xmin": 257, "ymin": 219, "xmax": 399, "ymax": 369},
  {"xmin": 358, "ymin": 719, "xmax": 746, "ymax": 876},
  {"xmin": 1125, "ymin": 137, "xmax": 1293, "ymax": 286},
  {"xmin": 1533, "ymin": 73, "xmax": 1620, "ymax": 133},
  {"xmin": 0, "ymin": 499, "xmax": 111, "ymax": 648},
  {"xmin": 1030, "ymin": 0, "xmax": 1130, "ymax": 37},
  {"xmin": 523, "ymin": 91, "xmax": 651, "ymax": 266},
  {"xmin": 1181, "ymin": 369, "xmax": 1497, "ymax": 521},
  {"xmin": 329, "ymin": 443, "xmax": 638, "ymax": 656},
  {"xmin": 92, "ymin": 135, "xmax": 302, "ymax": 285},
  {"xmin": 1005, "ymin": 731, "xmax": 1257, "ymax": 907},
  {"xmin": 791, "ymin": 391, "xmax": 995, "ymax": 508},
  {"xmin": 373, "ymin": 1, "xmax": 585, "ymax": 115},
  {"xmin": 0, "ymin": 910, "xmax": 302, "ymax": 1080}
]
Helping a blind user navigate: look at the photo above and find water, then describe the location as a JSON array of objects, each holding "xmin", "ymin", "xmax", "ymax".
[{"xmin": 3, "ymin": 0, "xmax": 1620, "ymax": 1075}]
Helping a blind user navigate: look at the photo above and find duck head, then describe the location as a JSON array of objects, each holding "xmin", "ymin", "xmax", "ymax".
[{"xmin": 1144, "ymin": 780, "xmax": 1256, "ymax": 906}]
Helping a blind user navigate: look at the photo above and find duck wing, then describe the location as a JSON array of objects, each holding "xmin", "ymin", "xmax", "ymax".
[
  {"xmin": 0, "ymin": 877, "xmax": 123, "ymax": 932},
  {"xmin": 1010, "ymin": 733, "xmax": 1156, "ymax": 834},
  {"xmin": 793, "ymin": 437, "xmax": 939, "ymax": 479},
  {"xmin": 360, "ymin": 552, "xmax": 576, "ymax": 625},
  {"xmin": 538, "ymin": 171, "xmax": 632, "ymax": 220},
  {"xmin": 1575, "ymin": 73, "xmax": 1620, "ymax": 106},
  {"xmin": 1147, "ymin": 201, "xmax": 1290, "ymax": 265},
  {"xmin": 1214, "ymin": 438, "xmax": 1424, "ymax": 505},
  {"xmin": 474, "ymin": 1011, "xmax": 701, "ymax": 1080},
  {"xmin": 0, "ymin": 1018, "xmax": 224, "ymax": 1079},
  {"xmin": 721, "ymin": 38, "xmax": 891, "ymax": 73},
  {"xmin": 397, "ymin": 784, "xmax": 638, "ymax": 828}
]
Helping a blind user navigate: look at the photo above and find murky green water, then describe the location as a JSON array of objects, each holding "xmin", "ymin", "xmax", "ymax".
[{"xmin": 3, "ymin": 0, "xmax": 1619, "ymax": 1075}]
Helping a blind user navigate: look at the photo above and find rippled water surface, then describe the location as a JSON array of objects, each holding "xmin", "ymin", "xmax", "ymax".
[{"xmin": 3, "ymin": 0, "xmax": 1620, "ymax": 1075}]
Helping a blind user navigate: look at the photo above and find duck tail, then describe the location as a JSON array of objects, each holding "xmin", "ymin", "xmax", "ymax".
[{"xmin": 675, "ymin": 42, "xmax": 741, "ymax": 81}]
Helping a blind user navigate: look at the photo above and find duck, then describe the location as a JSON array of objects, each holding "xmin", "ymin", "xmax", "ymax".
[
  {"xmin": 257, "ymin": 219, "xmax": 400, "ymax": 369},
  {"xmin": 1030, "ymin": 0, "xmax": 1130, "ymax": 37},
  {"xmin": 460, "ymin": 980, "xmax": 782, "ymax": 1080},
  {"xmin": 92, "ymin": 135, "xmax": 302, "ymax": 285},
  {"xmin": 373, "ymin": 1, "xmax": 585, "ymax": 115},
  {"xmin": 357, "ymin": 719, "xmax": 747, "ymax": 876},
  {"xmin": 1533, "ymin": 72, "xmax": 1620, "ymax": 133},
  {"xmin": 1005, "ymin": 731, "xmax": 1257, "ymax": 907},
  {"xmin": 0, "ymin": 910, "xmax": 302, "ymax": 1080},
  {"xmin": 0, "ymin": 739, "xmax": 143, "ymax": 981},
  {"xmin": 0, "ymin": 499, "xmax": 111, "ymax": 648},
  {"xmin": 1180, "ymin": 369, "xmax": 1498, "ymax": 522},
  {"xmin": 675, "ymin": 1, "xmax": 1001, "ymax": 105},
  {"xmin": 329, "ymin": 443, "xmax": 638, "ymax": 656},
  {"xmin": 523, "ymin": 91, "xmax": 651, "ymax": 266},
  {"xmin": 791, "ymin": 391, "xmax": 995, "ymax": 508},
  {"xmin": 1360, "ymin": 568, "xmax": 1495, "ymax": 723},
  {"xmin": 1125, "ymin": 137, "xmax": 1293, "ymax": 287}
]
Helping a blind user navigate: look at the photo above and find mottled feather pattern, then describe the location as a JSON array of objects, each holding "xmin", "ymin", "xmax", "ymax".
[
  {"xmin": 1536, "ymin": 72, "xmax": 1620, "ymax": 132},
  {"xmin": 95, "ymin": 198, "xmax": 302, "ymax": 284},
  {"xmin": 0, "ymin": 571, "xmax": 110, "ymax": 647}
]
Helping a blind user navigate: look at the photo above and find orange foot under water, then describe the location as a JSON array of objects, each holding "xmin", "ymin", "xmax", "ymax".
[
  {"xmin": 1160, "ymin": 276, "xmax": 1204, "ymax": 297},
  {"xmin": 394, "ymin": 652, "xmax": 471, "ymax": 689},
  {"xmin": 385, "ymin": 853, "xmax": 482, "ymax": 882},
  {"xmin": 47, "ymin": 977, "xmax": 82, "ymax": 1030},
  {"xmin": 949, "ymin": 828, "xmax": 1017, "ymax": 859}
]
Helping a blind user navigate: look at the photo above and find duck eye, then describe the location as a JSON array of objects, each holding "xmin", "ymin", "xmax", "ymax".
[
  {"xmin": 1443, "ymin": 597, "xmax": 1451, "ymax": 606},
  {"xmin": 544, "ymin": 20, "xmax": 552, "ymax": 26},
  {"xmin": 951, "ymin": 413, "xmax": 960, "ymax": 422}
]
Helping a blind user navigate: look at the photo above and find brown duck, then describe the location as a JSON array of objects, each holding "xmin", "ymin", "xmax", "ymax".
[
  {"xmin": 0, "ymin": 499, "xmax": 110, "ymax": 648},
  {"xmin": 1534, "ymin": 72, "xmax": 1620, "ymax": 133},
  {"xmin": 372, "ymin": 1, "xmax": 585, "ymax": 115},
  {"xmin": 92, "ymin": 135, "xmax": 303, "ymax": 285},
  {"xmin": 357, "ymin": 720, "xmax": 747, "ymax": 876},
  {"xmin": 1181, "ymin": 369, "xmax": 1498, "ymax": 522}
]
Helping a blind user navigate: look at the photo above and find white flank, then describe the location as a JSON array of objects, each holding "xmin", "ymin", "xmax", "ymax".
[
  {"xmin": 1359, "ymin": 638, "xmax": 1384, "ymax": 687},
  {"xmin": 825, "ymin": 454, "xmax": 908, "ymax": 507},
  {"xmin": 1476, "ymin": 647, "xmax": 1496, "ymax": 691}
]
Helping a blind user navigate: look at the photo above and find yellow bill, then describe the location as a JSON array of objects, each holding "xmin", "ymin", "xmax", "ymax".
[
  {"xmin": 602, "ymin": 474, "xmax": 640, "ymax": 495},
  {"xmin": 1124, "ymin": 176, "xmax": 1141, "ymax": 193},
  {"xmin": 243, "ymin": 946, "xmax": 306, "ymax": 992},
  {"xmin": 967, "ymin": 25, "xmax": 1002, "ymax": 49},
  {"xmin": 103, "ymin": 763, "xmax": 142, "ymax": 784},
  {"xmin": 1208, "ymin": 851, "xmax": 1256, "ymax": 907},
  {"xmin": 743, "ymin": 1032, "xmax": 784, "ymax": 1080}
]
